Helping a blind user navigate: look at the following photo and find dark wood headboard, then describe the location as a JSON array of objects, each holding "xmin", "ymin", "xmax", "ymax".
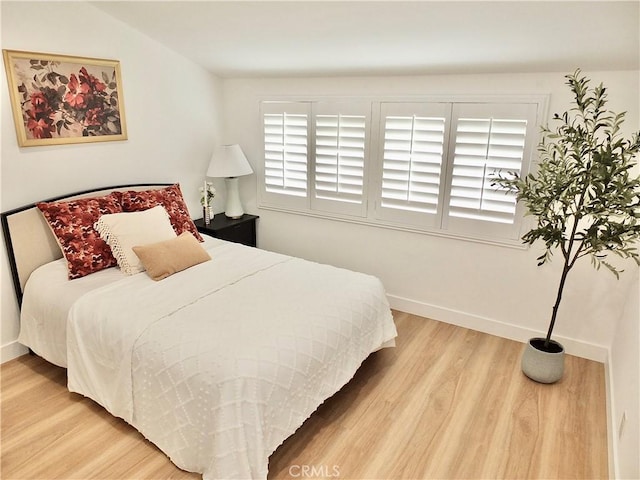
[{"xmin": 1, "ymin": 183, "xmax": 172, "ymax": 306}]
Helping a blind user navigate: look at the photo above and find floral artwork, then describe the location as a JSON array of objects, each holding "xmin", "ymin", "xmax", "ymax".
[{"xmin": 3, "ymin": 50, "xmax": 127, "ymax": 146}]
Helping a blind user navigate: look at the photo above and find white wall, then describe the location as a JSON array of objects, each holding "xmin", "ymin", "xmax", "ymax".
[
  {"xmin": 610, "ymin": 271, "xmax": 640, "ymax": 479},
  {"xmin": 221, "ymin": 71, "xmax": 639, "ymax": 361},
  {"xmin": 607, "ymin": 64, "xmax": 640, "ymax": 480},
  {"xmin": 0, "ymin": 1, "xmax": 224, "ymax": 361}
]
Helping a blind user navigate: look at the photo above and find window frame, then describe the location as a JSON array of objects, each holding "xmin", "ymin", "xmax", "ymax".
[{"xmin": 258, "ymin": 94, "xmax": 549, "ymax": 247}]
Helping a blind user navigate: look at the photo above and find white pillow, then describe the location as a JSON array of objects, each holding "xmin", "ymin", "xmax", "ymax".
[{"xmin": 95, "ymin": 205, "xmax": 177, "ymax": 275}]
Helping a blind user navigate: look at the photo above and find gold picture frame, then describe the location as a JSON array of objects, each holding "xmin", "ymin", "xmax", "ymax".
[{"xmin": 3, "ymin": 50, "xmax": 128, "ymax": 147}]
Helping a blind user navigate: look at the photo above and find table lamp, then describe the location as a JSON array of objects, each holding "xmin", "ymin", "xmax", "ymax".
[{"xmin": 206, "ymin": 144, "xmax": 253, "ymax": 219}]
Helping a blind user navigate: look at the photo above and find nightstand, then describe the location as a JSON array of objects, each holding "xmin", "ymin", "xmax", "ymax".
[{"xmin": 194, "ymin": 214, "xmax": 259, "ymax": 247}]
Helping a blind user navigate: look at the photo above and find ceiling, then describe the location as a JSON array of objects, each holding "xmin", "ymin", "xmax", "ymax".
[{"xmin": 92, "ymin": 1, "xmax": 640, "ymax": 78}]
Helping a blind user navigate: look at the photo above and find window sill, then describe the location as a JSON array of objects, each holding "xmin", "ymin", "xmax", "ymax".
[{"xmin": 257, "ymin": 203, "xmax": 528, "ymax": 250}]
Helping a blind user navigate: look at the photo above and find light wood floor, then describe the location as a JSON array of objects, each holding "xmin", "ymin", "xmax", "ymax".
[{"xmin": 1, "ymin": 311, "xmax": 608, "ymax": 479}]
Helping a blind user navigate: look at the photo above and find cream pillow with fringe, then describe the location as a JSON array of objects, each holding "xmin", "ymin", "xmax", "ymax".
[{"xmin": 95, "ymin": 205, "xmax": 177, "ymax": 275}]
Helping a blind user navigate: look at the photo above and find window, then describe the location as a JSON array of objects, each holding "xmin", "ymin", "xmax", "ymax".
[
  {"xmin": 262, "ymin": 102, "xmax": 309, "ymax": 210},
  {"xmin": 449, "ymin": 117, "xmax": 524, "ymax": 222},
  {"xmin": 376, "ymin": 102, "xmax": 450, "ymax": 229},
  {"xmin": 311, "ymin": 101, "xmax": 370, "ymax": 217},
  {"xmin": 314, "ymin": 114, "xmax": 365, "ymax": 204},
  {"xmin": 443, "ymin": 103, "xmax": 539, "ymax": 239},
  {"xmin": 259, "ymin": 96, "xmax": 545, "ymax": 244},
  {"xmin": 261, "ymin": 101, "xmax": 370, "ymax": 217}
]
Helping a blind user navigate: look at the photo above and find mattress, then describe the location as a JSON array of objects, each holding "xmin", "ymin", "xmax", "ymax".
[{"xmin": 20, "ymin": 236, "xmax": 397, "ymax": 479}]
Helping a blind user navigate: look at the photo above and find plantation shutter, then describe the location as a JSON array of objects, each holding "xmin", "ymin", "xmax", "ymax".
[
  {"xmin": 376, "ymin": 102, "xmax": 450, "ymax": 228},
  {"xmin": 258, "ymin": 97, "xmax": 546, "ymax": 244},
  {"xmin": 260, "ymin": 102, "xmax": 310, "ymax": 209},
  {"xmin": 444, "ymin": 103, "xmax": 539, "ymax": 239},
  {"xmin": 312, "ymin": 102, "xmax": 370, "ymax": 217}
]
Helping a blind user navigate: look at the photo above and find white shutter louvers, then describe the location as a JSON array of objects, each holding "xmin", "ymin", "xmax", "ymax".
[
  {"xmin": 260, "ymin": 98, "xmax": 543, "ymax": 244},
  {"xmin": 381, "ymin": 115, "xmax": 446, "ymax": 214},
  {"xmin": 263, "ymin": 111, "xmax": 308, "ymax": 198},
  {"xmin": 314, "ymin": 114, "xmax": 366, "ymax": 204},
  {"xmin": 448, "ymin": 117, "xmax": 528, "ymax": 224}
]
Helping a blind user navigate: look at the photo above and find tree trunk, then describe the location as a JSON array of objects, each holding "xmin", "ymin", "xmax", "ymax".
[{"xmin": 545, "ymin": 263, "xmax": 572, "ymax": 349}]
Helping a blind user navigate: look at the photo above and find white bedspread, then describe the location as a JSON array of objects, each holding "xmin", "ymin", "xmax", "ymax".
[
  {"xmin": 19, "ymin": 258, "xmax": 128, "ymax": 367},
  {"xmin": 66, "ymin": 241, "xmax": 396, "ymax": 479},
  {"xmin": 19, "ymin": 235, "xmax": 222, "ymax": 367}
]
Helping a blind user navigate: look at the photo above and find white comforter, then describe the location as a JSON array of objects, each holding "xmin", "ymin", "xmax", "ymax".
[{"xmin": 66, "ymin": 240, "xmax": 396, "ymax": 479}]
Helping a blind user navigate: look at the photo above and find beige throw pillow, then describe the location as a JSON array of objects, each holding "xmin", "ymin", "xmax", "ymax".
[{"xmin": 132, "ymin": 232, "xmax": 211, "ymax": 281}]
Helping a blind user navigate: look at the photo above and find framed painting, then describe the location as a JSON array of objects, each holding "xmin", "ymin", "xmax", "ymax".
[{"xmin": 3, "ymin": 50, "xmax": 128, "ymax": 147}]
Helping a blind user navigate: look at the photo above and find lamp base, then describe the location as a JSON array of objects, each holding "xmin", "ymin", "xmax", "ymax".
[{"xmin": 224, "ymin": 177, "xmax": 244, "ymax": 219}]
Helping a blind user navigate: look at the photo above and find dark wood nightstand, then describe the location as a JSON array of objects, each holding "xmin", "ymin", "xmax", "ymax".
[{"xmin": 194, "ymin": 214, "xmax": 259, "ymax": 247}]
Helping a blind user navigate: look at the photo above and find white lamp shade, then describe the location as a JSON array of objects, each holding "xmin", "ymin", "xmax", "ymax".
[{"xmin": 206, "ymin": 144, "xmax": 253, "ymax": 178}]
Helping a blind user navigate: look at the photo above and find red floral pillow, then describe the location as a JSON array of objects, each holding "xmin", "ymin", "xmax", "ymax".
[
  {"xmin": 37, "ymin": 194, "xmax": 123, "ymax": 279},
  {"xmin": 118, "ymin": 184, "xmax": 203, "ymax": 241}
]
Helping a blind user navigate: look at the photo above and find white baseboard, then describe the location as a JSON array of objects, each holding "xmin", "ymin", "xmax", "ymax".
[
  {"xmin": 387, "ymin": 294, "xmax": 608, "ymax": 362},
  {"xmin": 604, "ymin": 353, "xmax": 618, "ymax": 480},
  {"xmin": 1, "ymin": 341, "xmax": 28, "ymax": 364}
]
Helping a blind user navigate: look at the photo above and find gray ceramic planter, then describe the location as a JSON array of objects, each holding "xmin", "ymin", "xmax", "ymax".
[{"xmin": 521, "ymin": 337, "xmax": 565, "ymax": 384}]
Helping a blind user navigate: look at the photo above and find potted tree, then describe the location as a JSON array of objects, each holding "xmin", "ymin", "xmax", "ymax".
[{"xmin": 492, "ymin": 70, "xmax": 640, "ymax": 383}]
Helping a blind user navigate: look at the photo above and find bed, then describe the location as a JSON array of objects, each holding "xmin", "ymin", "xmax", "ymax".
[{"xmin": 1, "ymin": 183, "xmax": 397, "ymax": 480}]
